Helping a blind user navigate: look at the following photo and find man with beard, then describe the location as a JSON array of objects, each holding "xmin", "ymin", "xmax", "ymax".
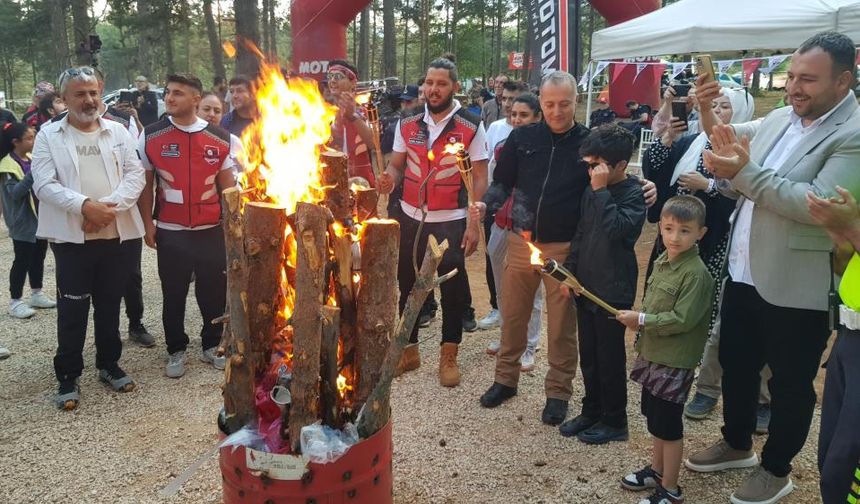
[
  {"xmin": 32, "ymin": 66, "xmax": 146, "ymax": 410},
  {"xmin": 378, "ymin": 57, "xmax": 489, "ymax": 387},
  {"xmin": 481, "ymin": 74, "xmax": 509, "ymax": 126},
  {"xmin": 137, "ymin": 74, "xmax": 237, "ymax": 379}
]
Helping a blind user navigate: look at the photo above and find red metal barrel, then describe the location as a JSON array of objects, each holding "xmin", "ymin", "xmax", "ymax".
[{"xmin": 219, "ymin": 420, "xmax": 393, "ymax": 504}]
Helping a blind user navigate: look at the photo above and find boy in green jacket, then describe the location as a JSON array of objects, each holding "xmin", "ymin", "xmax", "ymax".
[{"xmin": 615, "ymin": 195, "xmax": 715, "ymax": 504}]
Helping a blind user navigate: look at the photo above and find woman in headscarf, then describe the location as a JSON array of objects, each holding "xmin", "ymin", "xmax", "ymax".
[{"xmin": 643, "ymin": 87, "xmax": 770, "ymax": 423}]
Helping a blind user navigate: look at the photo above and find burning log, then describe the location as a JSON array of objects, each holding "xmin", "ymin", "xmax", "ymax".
[
  {"xmin": 329, "ymin": 224, "xmax": 355, "ymax": 368},
  {"xmin": 221, "ymin": 187, "xmax": 257, "ymax": 433},
  {"xmin": 355, "ymin": 219, "xmax": 400, "ymax": 407},
  {"xmin": 243, "ymin": 202, "xmax": 289, "ymax": 372},
  {"xmin": 357, "ymin": 235, "xmax": 456, "ymax": 438},
  {"xmin": 354, "ymin": 187, "xmax": 379, "ymax": 221},
  {"xmin": 319, "ymin": 305, "xmax": 341, "ymax": 428},
  {"xmin": 321, "ymin": 150, "xmax": 352, "ymax": 223},
  {"xmin": 288, "ymin": 202, "xmax": 331, "ymax": 451}
]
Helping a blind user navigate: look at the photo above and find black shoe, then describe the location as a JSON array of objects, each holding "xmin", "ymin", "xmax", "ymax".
[
  {"xmin": 462, "ymin": 307, "xmax": 477, "ymax": 333},
  {"xmin": 479, "ymin": 382, "xmax": 517, "ymax": 408},
  {"xmin": 541, "ymin": 398, "xmax": 568, "ymax": 425},
  {"xmin": 559, "ymin": 414, "xmax": 598, "ymax": 437},
  {"xmin": 418, "ymin": 312, "xmax": 434, "ymax": 328},
  {"xmin": 128, "ymin": 323, "xmax": 156, "ymax": 348},
  {"xmin": 576, "ymin": 422, "xmax": 629, "ymax": 445}
]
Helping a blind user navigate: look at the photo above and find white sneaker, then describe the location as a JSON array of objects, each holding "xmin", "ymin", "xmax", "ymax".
[
  {"xmin": 520, "ymin": 347, "xmax": 536, "ymax": 372},
  {"xmin": 477, "ymin": 309, "xmax": 501, "ymax": 330},
  {"xmin": 9, "ymin": 301, "xmax": 35, "ymax": 319},
  {"xmin": 166, "ymin": 351, "xmax": 186, "ymax": 378},
  {"xmin": 28, "ymin": 291, "xmax": 56, "ymax": 309},
  {"xmin": 200, "ymin": 347, "xmax": 226, "ymax": 370},
  {"xmin": 486, "ymin": 340, "xmax": 501, "ymax": 355},
  {"xmin": 0, "ymin": 346, "xmax": 9, "ymax": 359}
]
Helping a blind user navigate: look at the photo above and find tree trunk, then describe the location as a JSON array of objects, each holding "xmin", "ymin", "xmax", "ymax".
[
  {"xmin": 319, "ymin": 306, "xmax": 341, "ymax": 428},
  {"xmin": 355, "ymin": 220, "xmax": 399, "ymax": 407},
  {"xmin": 243, "ymin": 202, "xmax": 289, "ymax": 373},
  {"xmin": 70, "ymin": 0, "xmax": 93, "ymax": 66},
  {"xmin": 494, "ymin": 0, "xmax": 503, "ymax": 76},
  {"xmin": 234, "ymin": 0, "xmax": 261, "ymax": 77},
  {"xmin": 164, "ymin": 12, "xmax": 175, "ymax": 75},
  {"xmin": 382, "ymin": 0, "xmax": 396, "ymax": 79},
  {"xmin": 321, "ymin": 151, "xmax": 352, "ymax": 223},
  {"xmin": 261, "ymin": 0, "xmax": 271, "ymax": 55},
  {"xmin": 355, "ymin": 188, "xmax": 378, "ymax": 221},
  {"xmin": 268, "ymin": 0, "xmax": 279, "ymax": 58},
  {"xmin": 203, "ymin": 0, "xmax": 227, "ymax": 80},
  {"xmin": 358, "ymin": 7, "xmax": 370, "ymax": 79},
  {"xmin": 451, "ymin": 0, "xmax": 458, "ymax": 57},
  {"xmin": 371, "ymin": 1, "xmax": 378, "ymax": 78},
  {"xmin": 401, "ymin": 0, "xmax": 409, "ymax": 83},
  {"xmin": 221, "ymin": 188, "xmax": 257, "ymax": 434},
  {"xmin": 420, "ymin": 0, "xmax": 430, "ymax": 71},
  {"xmin": 50, "ymin": 0, "xmax": 71, "ymax": 76},
  {"xmin": 357, "ymin": 235, "xmax": 451, "ymax": 438},
  {"xmin": 288, "ymin": 202, "xmax": 331, "ymax": 452},
  {"xmin": 137, "ymin": 0, "xmax": 155, "ymax": 78},
  {"xmin": 329, "ymin": 224, "xmax": 355, "ymax": 372}
]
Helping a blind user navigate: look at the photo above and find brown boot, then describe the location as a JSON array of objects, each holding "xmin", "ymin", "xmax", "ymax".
[
  {"xmin": 439, "ymin": 343, "xmax": 460, "ymax": 387},
  {"xmin": 395, "ymin": 344, "xmax": 421, "ymax": 377}
]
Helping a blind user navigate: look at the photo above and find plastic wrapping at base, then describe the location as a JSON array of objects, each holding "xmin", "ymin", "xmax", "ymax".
[{"xmin": 300, "ymin": 421, "xmax": 359, "ymax": 464}]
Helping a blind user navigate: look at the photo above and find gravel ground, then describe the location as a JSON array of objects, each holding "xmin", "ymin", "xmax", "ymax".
[{"xmin": 0, "ymin": 222, "xmax": 827, "ymax": 503}]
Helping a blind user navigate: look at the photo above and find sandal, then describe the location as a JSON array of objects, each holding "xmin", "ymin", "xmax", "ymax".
[
  {"xmin": 99, "ymin": 366, "xmax": 136, "ymax": 393},
  {"xmin": 56, "ymin": 380, "xmax": 80, "ymax": 410}
]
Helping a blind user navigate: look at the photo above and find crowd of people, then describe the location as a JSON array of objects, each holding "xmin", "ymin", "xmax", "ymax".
[{"xmin": 0, "ymin": 28, "xmax": 859, "ymax": 504}]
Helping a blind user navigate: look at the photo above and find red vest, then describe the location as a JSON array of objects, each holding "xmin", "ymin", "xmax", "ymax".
[
  {"xmin": 343, "ymin": 119, "xmax": 376, "ymax": 186},
  {"xmin": 144, "ymin": 119, "xmax": 230, "ymax": 227},
  {"xmin": 400, "ymin": 109, "xmax": 479, "ymax": 211}
]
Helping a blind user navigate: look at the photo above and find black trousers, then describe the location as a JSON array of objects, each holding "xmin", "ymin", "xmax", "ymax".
[
  {"xmin": 156, "ymin": 227, "xmax": 226, "ymax": 354},
  {"xmin": 484, "ymin": 216, "xmax": 497, "ymax": 310},
  {"xmin": 9, "ymin": 238, "xmax": 48, "ymax": 299},
  {"xmin": 819, "ymin": 327, "xmax": 860, "ymax": 504},
  {"xmin": 52, "ymin": 239, "xmax": 138, "ymax": 382},
  {"xmin": 719, "ymin": 280, "xmax": 829, "ymax": 477},
  {"xmin": 577, "ymin": 301, "xmax": 629, "ymax": 428},
  {"xmin": 397, "ymin": 214, "xmax": 467, "ymax": 345},
  {"xmin": 122, "ymin": 238, "xmax": 144, "ymax": 325}
]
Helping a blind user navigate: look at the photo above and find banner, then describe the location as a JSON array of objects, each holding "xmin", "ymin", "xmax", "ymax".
[
  {"xmin": 669, "ymin": 62, "xmax": 689, "ymax": 81},
  {"xmin": 742, "ymin": 59, "xmax": 763, "ymax": 82},
  {"xmin": 759, "ymin": 55, "xmax": 790, "ymax": 75},
  {"xmin": 525, "ymin": 0, "xmax": 570, "ymax": 86},
  {"xmin": 717, "ymin": 60, "xmax": 736, "ymax": 74},
  {"xmin": 508, "ymin": 52, "xmax": 534, "ymax": 70},
  {"xmin": 577, "ymin": 61, "xmax": 592, "ymax": 88},
  {"xmin": 634, "ymin": 63, "xmax": 648, "ymax": 81}
]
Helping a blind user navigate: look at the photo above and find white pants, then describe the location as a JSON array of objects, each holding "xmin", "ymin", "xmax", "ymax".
[{"xmin": 487, "ymin": 223, "xmax": 543, "ymax": 350}]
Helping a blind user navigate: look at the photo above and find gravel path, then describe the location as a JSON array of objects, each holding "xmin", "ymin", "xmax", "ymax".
[{"xmin": 0, "ymin": 223, "xmax": 826, "ymax": 503}]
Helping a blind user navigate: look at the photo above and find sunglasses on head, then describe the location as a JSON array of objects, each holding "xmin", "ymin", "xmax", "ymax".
[{"xmin": 59, "ymin": 66, "xmax": 97, "ymax": 87}]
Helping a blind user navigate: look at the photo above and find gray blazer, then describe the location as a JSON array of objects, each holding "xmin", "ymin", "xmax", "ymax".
[{"xmin": 720, "ymin": 94, "xmax": 860, "ymax": 311}]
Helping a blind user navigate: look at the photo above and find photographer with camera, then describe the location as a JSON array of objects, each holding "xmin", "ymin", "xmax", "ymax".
[
  {"xmin": 651, "ymin": 81, "xmax": 699, "ymax": 138},
  {"xmin": 128, "ymin": 76, "xmax": 159, "ymax": 127}
]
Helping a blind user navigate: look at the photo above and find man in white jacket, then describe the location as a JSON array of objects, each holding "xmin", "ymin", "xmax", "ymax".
[{"xmin": 32, "ymin": 66, "xmax": 145, "ymax": 411}]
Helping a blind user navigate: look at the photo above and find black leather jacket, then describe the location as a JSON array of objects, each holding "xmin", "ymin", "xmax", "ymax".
[{"xmin": 485, "ymin": 121, "xmax": 591, "ymax": 243}]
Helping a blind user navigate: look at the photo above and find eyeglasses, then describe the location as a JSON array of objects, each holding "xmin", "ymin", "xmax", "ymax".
[{"xmin": 326, "ymin": 71, "xmax": 347, "ymax": 82}]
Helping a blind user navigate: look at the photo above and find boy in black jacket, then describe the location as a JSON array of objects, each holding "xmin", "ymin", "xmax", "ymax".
[{"xmin": 559, "ymin": 124, "xmax": 646, "ymax": 444}]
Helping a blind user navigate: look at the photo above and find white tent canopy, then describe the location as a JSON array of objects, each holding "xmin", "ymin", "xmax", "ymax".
[{"xmin": 591, "ymin": 0, "xmax": 860, "ymax": 60}]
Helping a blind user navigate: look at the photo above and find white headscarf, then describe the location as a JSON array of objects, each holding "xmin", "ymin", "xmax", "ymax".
[{"xmin": 670, "ymin": 88, "xmax": 755, "ymax": 185}]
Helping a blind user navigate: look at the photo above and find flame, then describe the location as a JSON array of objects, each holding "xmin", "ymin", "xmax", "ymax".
[
  {"xmin": 239, "ymin": 63, "xmax": 338, "ymax": 212},
  {"xmin": 443, "ymin": 142, "xmax": 466, "ymax": 156},
  {"xmin": 222, "ymin": 40, "xmax": 236, "ymax": 58},
  {"xmin": 522, "ymin": 232, "xmax": 543, "ymax": 267},
  {"xmin": 354, "ymin": 92, "xmax": 372, "ymax": 105},
  {"xmin": 352, "ymin": 272, "xmax": 361, "ymax": 284},
  {"xmin": 427, "ymin": 150, "xmax": 435, "ymax": 162},
  {"xmin": 336, "ymin": 373, "xmax": 353, "ymax": 399}
]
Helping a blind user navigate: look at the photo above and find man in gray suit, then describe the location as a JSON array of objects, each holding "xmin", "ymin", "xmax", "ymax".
[{"xmin": 683, "ymin": 32, "xmax": 860, "ymax": 504}]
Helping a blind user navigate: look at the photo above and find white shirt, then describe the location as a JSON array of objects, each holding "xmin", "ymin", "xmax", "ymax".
[
  {"xmin": 32, "ymin": 116, "xmax": 145, "ymax": 244},
  {"xmin": 68, "ymin": 127, "xmax": 120, "ymax": 240},
  {"xmin": 485, "ymin": 118, "xmax": 513, "ymax": 181},
  {"xmin": 138, "ymin": 116, "xmax": 239, "ymax": 231},
  {"xmin": 728, "ymin": 91, "xmax": 853, "ymax": 285},
  {"xmin": 392, "ymin": 100, "xmax": 489, "ymax": 222}
]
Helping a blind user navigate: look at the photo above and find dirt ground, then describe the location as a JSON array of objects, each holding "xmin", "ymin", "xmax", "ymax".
[{"xmin": 0, "ymin": 218, "xmax": 831, "ymax": 503}]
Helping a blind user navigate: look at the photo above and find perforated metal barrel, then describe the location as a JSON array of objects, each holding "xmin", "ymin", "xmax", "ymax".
[{"xmin": 219, "ymin": 420, "xmax": 393, "ymax": 504}]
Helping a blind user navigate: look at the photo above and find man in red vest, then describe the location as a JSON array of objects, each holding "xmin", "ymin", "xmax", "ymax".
[
  {"xmin": 136, "ymin": 74, "xmax": 237, "ymax": 379},
  {"xmin": 378, "ymin": 57, "xmax": 488, "ymax": 387},
  {"xmin": 326, "ymin": 59, "xmax": 378, "ymax": 186}
]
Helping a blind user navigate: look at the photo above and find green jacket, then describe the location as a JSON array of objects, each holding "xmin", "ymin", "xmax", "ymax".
[{"xmin": 636, "ymin": 245, "xmax": 715, "ymax": 369}]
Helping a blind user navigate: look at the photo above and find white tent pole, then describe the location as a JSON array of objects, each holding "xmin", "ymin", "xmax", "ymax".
[{"xmin": 584, "ymin": 61, "xmax": 595, "ymax": 127}]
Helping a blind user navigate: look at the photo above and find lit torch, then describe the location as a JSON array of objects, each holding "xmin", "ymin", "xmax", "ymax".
[
  {"xmin": 444, "ymin": 143, "xmax": 486, "ymax": 247},
  {"xmin": 357, "ymin": 93, "xmax": 389, "ymax": 214},
  {"xmin": 525, "ymin": 239, "xmax": 620, "ymax": 316}
]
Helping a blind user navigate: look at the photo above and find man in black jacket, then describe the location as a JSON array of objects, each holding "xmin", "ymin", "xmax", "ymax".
[{"xmin": 478, "ymin": 71, "xmax": 656, "ymax": 425}]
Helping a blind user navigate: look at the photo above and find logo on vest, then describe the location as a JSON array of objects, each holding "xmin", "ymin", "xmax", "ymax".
[
  {"xmin": 203, "ymin": 145, "xmax": 221, "ymax": 165},
  {"xmin": 445, "ymin": 133, "xmax": 464, "ymax": 145},
  {"xmin": 161, "ymin": 144, "xmax": 180, "ymax": 158},
  {"xmin": 408, "ymin": 131, "xmax": 427, "ymax": 146}
]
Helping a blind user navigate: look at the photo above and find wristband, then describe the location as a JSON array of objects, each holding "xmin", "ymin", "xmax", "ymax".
[
  {"xmin": 707, "ymin": 178, "xmax": 716, "ymax": 193},
  {"xmin": 638, "ymin": 312, "xmax": 646, "ymax": 327}
]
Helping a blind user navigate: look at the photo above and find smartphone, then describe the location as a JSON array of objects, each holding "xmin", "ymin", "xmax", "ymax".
[
  {"xmin": 673, "ymin": 83, "xmax": 691, "ymax": 97},
  {"xmin": 119, "ymin": 90, "xmax": 134, "ymax": 104},
  {"xmin": 696, "ymin": 54, "xmax": 715, "ymax": 83},
  {"xmin": 671, "ymin": 101, "xmax": 688, "ymax": 129}
]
